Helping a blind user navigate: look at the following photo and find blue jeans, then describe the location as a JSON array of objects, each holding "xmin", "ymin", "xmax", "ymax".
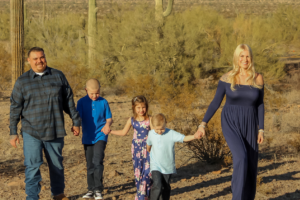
[{"xmin": 23, "ymin": 132, "xmax": 65, "ymax": 200}]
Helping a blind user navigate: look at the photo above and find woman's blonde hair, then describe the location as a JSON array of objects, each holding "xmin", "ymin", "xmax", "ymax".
[
  {"xmin": 132, "ymin": 95, "xmax": 149, "ymax": 120},
  {"xmin": 228, "ymin": 44, "xmax": 262, "ymax": 91}
]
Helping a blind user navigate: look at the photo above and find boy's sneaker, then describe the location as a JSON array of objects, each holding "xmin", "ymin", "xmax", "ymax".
[
  {"xmin": 82, "ymin": 191, "xmax": 94, "ymax": 199},
  {"xmin": 94, "ymin": 190, "xmax": 103, "ymax": 200}
]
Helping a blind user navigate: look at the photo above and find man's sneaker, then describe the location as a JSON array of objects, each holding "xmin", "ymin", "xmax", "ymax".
[
  {"xmin": 94, "ymin": 190, "xmax": 103, "ymax": 200},
  {"xmin": 82, "ymin": 191, "xmax": 94, "ymax": 199}
]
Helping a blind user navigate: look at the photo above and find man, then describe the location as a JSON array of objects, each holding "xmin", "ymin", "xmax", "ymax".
[{"xmin": 9, "ymin": 47, "xmax": 81, "ymax": 200}]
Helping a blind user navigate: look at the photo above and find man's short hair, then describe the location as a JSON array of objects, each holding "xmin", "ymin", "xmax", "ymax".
[
  {"xmin": 28, "ymin": 47, "xmax": 44, "ymax": 57},
  {"xmin": 151, "ymin": 113, "xmax": 167, "ymax": 127}
]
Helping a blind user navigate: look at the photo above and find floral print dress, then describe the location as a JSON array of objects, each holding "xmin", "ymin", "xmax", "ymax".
[{"xmin": 131, "ymin": 117, "xmax": 151, "ymax": 200}]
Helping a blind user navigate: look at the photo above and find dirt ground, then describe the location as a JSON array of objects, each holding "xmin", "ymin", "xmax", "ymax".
[{"xmin": 0, "ymin": 90, "xmax": 300, "ymax": 200}]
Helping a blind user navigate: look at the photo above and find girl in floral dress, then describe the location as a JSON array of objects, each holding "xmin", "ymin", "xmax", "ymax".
[{"xmin": 110, "ymin": 95, "xmax": 152, "ymax": 200}]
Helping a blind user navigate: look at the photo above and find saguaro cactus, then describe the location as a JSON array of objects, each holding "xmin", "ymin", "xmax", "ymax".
[
  {"xmin": 79, "ymin": 16, "xmax": 86, "ymax": 63},
  {"xmin": 88, "ymin": 0, "xmax": 98, "ymax": 69},
  {"xmin": 10, "ymin": 0, "xmax": 24, "ymax": 87},
  {"xmin": 43, "ymin": 0, "xmax": 46, "ymax": 22},
  {"xmin": 155, "ymin": 0, "xmax": 174, "ymax": 24},
  {"xmin": 24, "ymin": 1, "xmax": 27, "ymax": 23}
]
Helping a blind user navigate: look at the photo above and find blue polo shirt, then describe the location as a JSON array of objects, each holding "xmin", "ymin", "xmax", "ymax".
[
  {"xmin": 76, "ymin": 95, "xmax": 112, "ymax": 144},
  {"xmin": 146, "ymin": 128, "xmax": 185, "ymax": 174}
]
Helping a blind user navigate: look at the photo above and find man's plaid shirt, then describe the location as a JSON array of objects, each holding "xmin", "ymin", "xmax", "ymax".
[{"xmin": 10, "ymin": 67, "xmax": 81, "ymax": 141}]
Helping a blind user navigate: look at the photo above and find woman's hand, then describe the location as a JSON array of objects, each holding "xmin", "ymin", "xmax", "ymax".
[
  {"xmin": 196, "ymin": 126, "xmax": 205, "ymax": 138},
  {"xmin": 257, "ymin": 132, "xmax": 264, "ymax": 144}
]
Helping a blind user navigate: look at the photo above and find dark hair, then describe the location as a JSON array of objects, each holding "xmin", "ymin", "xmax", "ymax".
[
  {"xmin": 28, "ymin": 47, "xmax": 44, "ymax": 57},
  {"xmin": 132, "ymin": 95, "xmax": 149, "ymax": 120}
]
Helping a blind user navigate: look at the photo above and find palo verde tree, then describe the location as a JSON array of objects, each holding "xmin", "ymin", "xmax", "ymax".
[{"xmin": 10, "ymin": 0, "xmax": 24, "ymax": 87}]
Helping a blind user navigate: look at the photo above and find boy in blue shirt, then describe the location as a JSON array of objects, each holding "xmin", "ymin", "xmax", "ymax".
[
  {"xmin": 74, "ymin": 79, "xmax": 112, "ymax": 200},
  {"xmin": 146, "ymin": 113, "xmax": 201, "ymax": 200}
]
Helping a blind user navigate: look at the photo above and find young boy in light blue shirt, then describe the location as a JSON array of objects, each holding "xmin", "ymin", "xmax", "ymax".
[
  {"xmin": 146, "ymin": 113, "xmax": 201, "ymax": 200},
  {"xmin": 74, "ymin": 79, "xmax": 112, "ymax": 200}
]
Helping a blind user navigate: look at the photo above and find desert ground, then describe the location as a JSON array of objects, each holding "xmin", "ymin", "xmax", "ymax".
[
  {"xmin": 1, "ymin": 0, "xmax": 300, "ymax": 199},
  {"xmin": 0, "ymin": 85, "xmax": 300, "ymax": 200}
]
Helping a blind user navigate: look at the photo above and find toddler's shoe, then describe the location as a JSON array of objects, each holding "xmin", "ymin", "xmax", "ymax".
[
  {"xmin": 82, "ymin": 191, "xmax": 94, "ymax": 199},
  {"xmin": 94, "ymin": 190, "xmax": 103, "ymax": 200}
]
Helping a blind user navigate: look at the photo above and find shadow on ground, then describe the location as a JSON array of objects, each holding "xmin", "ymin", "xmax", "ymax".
[
  {"xmin": 0, "ymin": 159, "xmax": 25, "ymax": 177},
  {"xmin": 269, "ymin": 190, "xmax": 300, "ymax": 200},
  {"xmin": 169, "ymin": 159, "xmax": 297, "ymax": 198}
]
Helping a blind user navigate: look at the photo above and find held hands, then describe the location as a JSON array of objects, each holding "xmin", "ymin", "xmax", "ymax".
[
  {"xmin": 101, "ymin": 124, "xmax": 111, "ymax": 135},
  {"xmin": 194, "ymin": 131, "xmax": 202, "ymax": 139},
  {"xmin": 196, "ymin": 127, "xmax": 205, "ymax": 138},
  {"xmin": 10, "ymin": 135, "xmax": 20, "ymax": 148},
  {"xmin": 71, "ymin": 126, "xmax": 80, "ymax": 136}
]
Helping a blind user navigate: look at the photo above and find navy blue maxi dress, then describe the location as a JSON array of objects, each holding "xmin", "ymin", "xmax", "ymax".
[{"xmin": 203, "ymin": 80, "xmax": 264, "ymax": 200}]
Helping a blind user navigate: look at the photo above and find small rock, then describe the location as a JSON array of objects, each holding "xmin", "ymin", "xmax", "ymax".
[
  {"xmin": 212, "ymin": 170, "xmax": 222, "ymax": 175},
  {"xmin": 181, "ymin": 179, "xmax": 186, "ymax": 182},
  {"xmin": 109, "ymin": 170, "xmax": 121, "ymax": 178},
  {"xmin": 7, "ymin": 181, "xmax": 25, "ymax": 190}
]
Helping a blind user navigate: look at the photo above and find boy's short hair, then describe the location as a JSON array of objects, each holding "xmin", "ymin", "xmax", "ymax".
[
  {"xmin": 151, "ymin": 113, "xmax": 167, "ymax": 127},
  {"xmin": 86, "ymin": 78, "xmax": 101, "ymax": 90}
]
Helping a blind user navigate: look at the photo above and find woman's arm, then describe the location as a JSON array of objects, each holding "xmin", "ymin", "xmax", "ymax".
[
  {"xmin": 202, "ymin": 78, "xmax": 227, "ymax": 123},
  {"xmin": 197, "ymin": 75, "xmax": 227, "ymax": 136},
  {"xmin": 256, "ymin": 74, "xmax": 264, "ymax": 144},
  {"xmin": 110, "ymin": 117, "xmax": 132, "ymax": 136}
]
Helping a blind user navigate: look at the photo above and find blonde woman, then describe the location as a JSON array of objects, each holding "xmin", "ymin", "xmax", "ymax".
[{"xmin": 197, "ymin": 44, "xmax": 264, "ymax": 200}]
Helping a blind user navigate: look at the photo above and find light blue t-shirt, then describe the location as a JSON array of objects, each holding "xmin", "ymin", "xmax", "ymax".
[
  {"xmin": 146, "ymin": 128, "xmax": 185, "ymax": 174},
  {"xmin": 76, "ymin": 95, "xmax": 112, "ymax": 144}
]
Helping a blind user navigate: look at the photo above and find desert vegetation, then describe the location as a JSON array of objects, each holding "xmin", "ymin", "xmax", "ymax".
[{"xmin": 0, "ymin": 0, "xmax": 300, "ymax": 199}]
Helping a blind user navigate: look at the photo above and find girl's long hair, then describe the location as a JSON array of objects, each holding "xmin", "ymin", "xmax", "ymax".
[
  {"xmin": 228, "ymin": 44, "xmax": 263, "ymax": 91},
  {"xmin": 132, "ymin": 95, "xmax": 149, "ymax": 120}
]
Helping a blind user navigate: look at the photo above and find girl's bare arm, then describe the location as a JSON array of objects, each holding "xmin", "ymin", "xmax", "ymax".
[{"xmin": 110, "ymin": 117, "xmax": 132, "ymax": 136}]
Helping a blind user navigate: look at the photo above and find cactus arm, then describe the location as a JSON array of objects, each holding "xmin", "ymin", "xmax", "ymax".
[
  {"xmin": 163, "ymin": 0, "xmax": 174, "ymax": 17},
  {"xmin": 24, "ymin": 1, "xmax": 27, "ymax": 22},
  {"xmin": 155, "ymin": 0, "xmax": 174, "ymax": 22},
  {"xmin": 43, "ymin": 0, "xmax": 45, "ymax": 22}
]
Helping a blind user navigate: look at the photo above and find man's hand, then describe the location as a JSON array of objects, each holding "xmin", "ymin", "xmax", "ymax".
[
  {"xmin": 10, "ymin": 135, "xmax": 20, "ymax": 148},
  {"xmin": 71, "ymin": 126, "xmax": 80, "ymax": 136},
  {"xmin": 101, "ymin": 124, "xmax": 111, "ymax": 135}
]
